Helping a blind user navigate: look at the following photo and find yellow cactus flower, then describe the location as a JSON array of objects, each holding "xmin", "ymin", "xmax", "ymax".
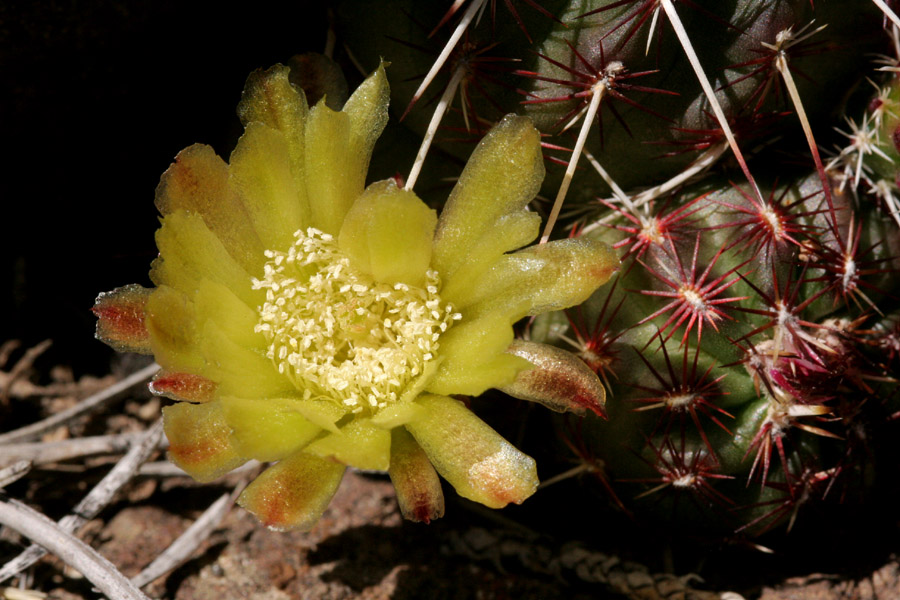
[{"xmin": 94, "ymin": 61, "xmax": 618, "ymax": 530}]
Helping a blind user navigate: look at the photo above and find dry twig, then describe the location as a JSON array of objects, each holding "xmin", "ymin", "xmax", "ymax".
[
  {"xmin": 0, "ymin": 433, "xmax": 145, "ymax": 467},
  {"xmin": 0, "ymin": 496, "xmax": 151, "ymax": 600},
  {"xmin": 0, "ymin": 421, "xmax": 164, "ymax": 584},
  {"xmin": 0, "ymin": 362, "xmax": 158, "ymax": 446},
  {"xmin": 131, "ymin": 482, "xmax": 244, "ymax": 589}
]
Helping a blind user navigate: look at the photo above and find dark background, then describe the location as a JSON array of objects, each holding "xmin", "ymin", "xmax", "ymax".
[{"xmin": 1, "ymin": 1, "xmax": 332, "ymax": 374}]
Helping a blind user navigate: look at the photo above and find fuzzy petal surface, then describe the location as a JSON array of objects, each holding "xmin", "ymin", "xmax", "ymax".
[
  {"xmin": 92, "ymin": 284, "xmax": 153, "ymax": 354},
  {"xmin": 389, "ymin": 427, "xmax": 445, "ymax": 523},
  {"xmin": 229, "ymin": 122, "xmax": 309, "ymax": 253},
  {"xmin": 500, "ymin": 340, "xmax": 607, "ymax": 417},
  {"xmin": 151, "ymin": 211, "xmax": 263, "ymax": 307},
  {"xmin": 432, "ymin": 114, "xmax": 544, "ymax": 281},
  {"xmin": 305, "ymin": 64, "xmax": 388, "ymax": 235},
  {"xmin": 426, "ymin": 315, "xmax": 532, "ymax": 396},
  {"xmin": 238, "ymin": 451, "xmax": 345, "ymax": 531},
  {"xmin": 154, "ymin": 144, "xmax": 263, "ymax": 273},
  {"xmin": 455, "ymin": 238, "xmax": 620, "ymax": 319},
  {"xmin": 150, "ymin": 371, "xmax": 217, "ymax": 403},
  {"xmin": 406, "ymin": 394, "xmax": 538, "ymax": 508},
  {"xmin": 338, "ymin": 179, "xmax": 437, "ymax": 287},
  {"xmin": 219, "ymin": 396, "xmax": 321, "ymax": 462},
  {"xmin": 306, "ymin": 418, "xmax": 391, "ymax": 471},
  {"xmin": 163, "ymin": 401, "xmax": 246, "ymax": 482}
]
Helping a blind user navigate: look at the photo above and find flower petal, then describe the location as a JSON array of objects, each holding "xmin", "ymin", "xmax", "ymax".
[
  {"xmin": 154, "ymin": 144, "xmax": 263, "ymax": 273},
  {"xmin": 305, "ymin": 64, "xmax": 389, "ymax": 236},
  {"xmin": 219, "ymin": 396, "xmax": 321, "ymax": 462},
  {"xmin": 439, "ymin": 211, "xmax": 541, "ymax": 305},
  {"xmin": 146, "ymin": 284, "xmax": 291, "ymax": 398},
  {"xmin": 163, "ymin": 400, "xmax": 246, "ymax": 482},
  {"xmin": 237, "ymin": 451, "xmax": 346, "ymax": 531},
  {"xmin": 405, "ymin": 394, "xmax": 538, "ymax": 509},
  {"xmin": 151, "ymin": 211, "xmax": 263, "ymax": 308},
  {"xmin": 338, "ymin": 179, "xmax": 437, "ymax": 287},
  {"xmin": 456, "ymin": 238, "xmax": 620, "ymax": 319},
  {"xmin": 92, "ymin": 284, "xmax": 153, "ymax": 354},
  {"xmin": 499, "ymin": 340, "xmax": 607, "ymax": 417},
  {"xmin": 195, "ymin": 320, "xmax": 292, "ymax": 398},
  {"xmin": 432, "ymin": 114, "xmax": 544, "ymax": 281},
  {"xmin": 237, "ymin": 64, "xmax": 309, "ymax": 166},
  {"xmin": 426, "ymin": 315, "xmax": 532, "ymax": 396},
  {"xmin": 229, "ymin": 122, "xmax": 310, "ymax": 253},
  {"xmin": 306, "ymin": 418, "xmax": 391, "ymax": 471},
  {"xmin": 369, "ymin": 401, "xmax": 424, "ymax": 429},
  {"xmin": 341, "ymin": 62, "xmax": 390, "ymax": 154},
  {"xmin": 150, "ymin": 370, "xmax": 217, "ymax": 403},
  {"xmin": 389, "ymin": 427, "xmax": 445, "ymax": 523},
  {"xmin": 191, "ymin": 278, "xmax": 265, "ymax": 351},
  {"xmin": 145, "ymin": 285, "xmax": 204, "ymax": 373}
]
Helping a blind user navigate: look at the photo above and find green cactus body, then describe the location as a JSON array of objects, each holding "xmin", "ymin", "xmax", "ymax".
[{"xmin": 334, "ymin": 0, "xmax": 900, "ymax": 537}]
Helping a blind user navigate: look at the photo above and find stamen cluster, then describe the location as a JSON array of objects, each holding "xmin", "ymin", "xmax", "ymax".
[{"xmin": 253, "ymin": 227, "xmax": 461, "ymax": 414}]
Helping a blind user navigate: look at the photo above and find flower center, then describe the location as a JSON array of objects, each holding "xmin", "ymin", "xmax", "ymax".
[{"xmin": 252, "ymin": 227, "xmax": 460, "ymax": 414}]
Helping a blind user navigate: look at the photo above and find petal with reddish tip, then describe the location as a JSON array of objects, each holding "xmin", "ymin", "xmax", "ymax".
[
  {"xmin": 154, "ymin": 144, "xmax": 263, "ymax": 273},
  {"xmin": 237, "ymin": 63, "xmax": 309, "ymax": 161},
  {"xmin": 238, "ymin": 451, "xmax": 345, "ymax": 531},
  {"xmin": 405, "ymin": 394, "xmax": 538, "ymax": 509},
  {"xmin": 150, "ymin": 370, "xmax": 217, "ymax": 403},
  {"xmin": 92, "ymin": 284, "xmax": 153, "ymax": 354},
  {"xmin": 163, "ymin": 401, "xmax": 246, "ymax": 482},
  {"xmin": 389, "ymin": 428, "xmax": 445, "ymax": 523},
  {"xmin": 499, "ymin": 340, "xmax": 607, "ymax": 418}
]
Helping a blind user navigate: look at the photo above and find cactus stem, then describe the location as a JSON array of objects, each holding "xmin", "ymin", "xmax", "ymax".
[
  {"xmin": 631, "ymin": 141, "xmax": 727, "ymax": 208},
  {"xmin": 579, "ymin": 144, "xmax": 724, "ymax": 238},
  {"xmin": 711, "ymin": 182, "xmax": 821, "ymax": 260},
  {"xmin": 659, "ymin": 0, "xmax": 764, "ymax": 205},
  {"xmin": 631, "ymin": 338, "xmax": 733, "ymax": 459},
  {"xmin": 737, "ymin": 267, "xmax": 836, "ymax": 363},
  {"xmin": 628, "ymin": 436, "xmax": 734, "ymax": 505},
  {"xmin": 538, "ymin": 462, "xmax": 596, "ymax": 489},
  {"xmin": 558, "ymin": 418, "xmax": 629, "ymax": 513},
  {"xmin": 635, "ymin": 234, "xmax": 750, "ymax": 348},
  {"xmin": 833, "ymin": 114, "xmax": 894, "ymax": 188},
  {"xmin": 582, "ymin": 147, "xmax": 630, "ymax": 204},
  {"xmin": 431, "ymin": 0, "xmax": 562, "ymax": 43},
  {"xmin": 562, "ymin": 276, "xmax": 626, "ymax": 392},
  {"xmin": 870, "ymin": 178, "xmax": 900, "ymax": 227},
  {"xmin": 737, "ymin": 467, "xmax": 836, "ymax": 534},
  {"xmin": 405, "ymin": 64, "xmax": 466, "ymax": 191},
  {"xmin": 805, "ymin": 215, "xmax": 893, "ymax": 314},
  {"xmin": 601, "ymin": 194, "xmax": 707, "ymax": 266}
]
